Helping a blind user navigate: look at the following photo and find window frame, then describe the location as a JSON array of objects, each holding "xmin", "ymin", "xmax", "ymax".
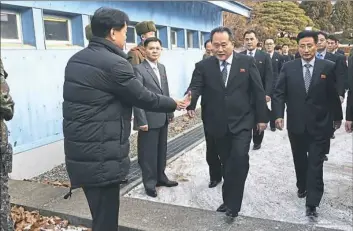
[
  {"xmin": 187, "ymin": 30, "xmax": 194, "ymax": 49},
  {"xmin": 0, "ymin": 10, "xmax": 23, "ymax": 44},
  {"xmin": 201, "ymin": 33, "xmax": 206, "ymax": 50},
  {"xmin": 126, "ymin": 25, "xmax": 137, "ymax": 45},
  {"xmin": 170, "ymin": 29, "xmax": 177, "ymax": 48},
  {"xmin": 43, "ymin": 14, "xmax": 72, "ymax": 45}
]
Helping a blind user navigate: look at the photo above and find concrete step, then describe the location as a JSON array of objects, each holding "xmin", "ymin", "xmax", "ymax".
[{"xmin": 9, "ymin": 179, "xmax": 340, "ymax": 231}]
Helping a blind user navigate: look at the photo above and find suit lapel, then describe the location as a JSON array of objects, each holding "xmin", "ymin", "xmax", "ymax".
[
  {"xmin": 157, "ymin": 63, "xmax": 167, "ymax": 94},
  {"xmin": 295, "ymin": 59, "xmax": 307, "ymax": 96},
  {"xmin": 143, "ymin": 60, "xmax": 163, "ymax": 92},
  {"xmin": 226, "ymin": 52, "xmax": 240, "ymax": 87},
  {"xmin": 212, "ymin": 57, "xmax": 225, "ymax": 89},
  {"xmin": 307, "ymin": 59, "xmax": 321, "ymax": 95}
]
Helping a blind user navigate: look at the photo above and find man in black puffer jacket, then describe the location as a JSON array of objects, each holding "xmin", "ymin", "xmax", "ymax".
[{"xmin": 63, "ymin": 7, "xmax": 188, "ymax": 231}]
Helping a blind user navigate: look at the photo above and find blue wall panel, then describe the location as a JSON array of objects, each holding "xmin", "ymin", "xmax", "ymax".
[
  {"xmin": 21, "ymin": 9, "xmax": 36, "ymax": 46},
  {"xmin": 2, "ymin": 1, "xmax": 221, "ymax": 32},
  {"xmin": 0, "ymin": 1, "xmax": 222, "ymax": 153}
]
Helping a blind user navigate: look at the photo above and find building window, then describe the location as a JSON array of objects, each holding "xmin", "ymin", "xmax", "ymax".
[
  {"xmin": 43, "ymin": 15, "xmax": 72, "ymax": 45},
  {"xmin": 126, "ymin": 26, "xmax": 136, "ymax": 44},
  {"xmin": 0, "ymin": 10, "xmax": 22, "ymax": 43},
  {"xmin": 201, "ymin": 33, "xmax": 205, "ymax": 49},
  {"xmin": 170, "ymin": 30, "xmax": 177, "ymax": 47},
  {"xmin": 187, "ymin": 31, "xmax": 194, "ymax": 48}
]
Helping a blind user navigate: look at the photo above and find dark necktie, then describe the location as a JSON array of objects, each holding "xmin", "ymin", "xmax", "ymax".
[
  {"xmin": 304, "ymin": 63, "xmax": 312, "ymax": 93},
  {"xmin": 221, "ymin": 61, "xmax": 228, "ymax": 85},
  {"xmin": 249, "ymin": 51, "xmax": 253, "ymax": 56}
]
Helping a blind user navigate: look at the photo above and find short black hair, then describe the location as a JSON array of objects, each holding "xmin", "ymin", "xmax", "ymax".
[
  {"xmin": 144, "ymin": 37, "xmax": 162, "ymax": 47},
  {"xmin": 282, "ymin": 44, "xmax": 289, "ymax": 48},
  {"xmin": 243, "ymin": 30, "xmax": 257, "ymax": 38},
  {"xmin": 327, "ymin": 34, "xmax": 339, "ymax": 43},
  {"xmin": 264, "ymin": 38, "xmax": 275, "ymax": 44},
  {"xmin": 204, "ymin": 39, "xmax": 211, "ymax": 49},
  {"xmin": 91, "ymin": 7, "xmax": 129, "ymax": 38},
  {"xmin": 317, "ymin": 31, "xmax": 328, "ymax": 39},
  {"xmin": 275, "ymin": 45, "xmax": 282, "ymax": 50},
  {"xmin": 296, "ymin": 30, "xmax": 318, "ymax": 44},
  {"xmin": 210, "ymin": 26, "xmax": 234, "ymax": 42}
]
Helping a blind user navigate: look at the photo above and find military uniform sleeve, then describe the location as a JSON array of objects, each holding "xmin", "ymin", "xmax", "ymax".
[
  {"xmin": 127, "ymin": 50, "xmax": 140, "ymax": 66},
  {"xmin": 0, "ymin": 61, "xmax": 14, "ymax": 121}
]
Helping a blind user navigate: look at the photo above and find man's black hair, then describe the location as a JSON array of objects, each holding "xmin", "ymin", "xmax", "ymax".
[
  {"xmin": 327, "ymin": 34, "xmax": 339, "ymax": 43},
  {"xmin": 210, "ymin": 26, "xmax": 234, "ymax": 42},
  {"xmin": 296, "ymin": 30, "xmax": 319, "ymax": 44},
  {"xmin": 144, "ymin": 37, "xmax": 162, "ymax": 47},
  {"xmin": 317, "ymin": 31, "xmax": 328, "ymax": 39},
  {"xmin": 243, "ymin": 30, "xmax": 257, "ymax": 38},
  {"xmin": 282, "ymin": 44, "xmax": 289, "ymax": 48},
  {"xmin": 275, "ymin": 45, "xmax": 282, "ymax": 50},
  {"xmin": 91, "ymin": 7, "xmax": 129, "ymax": 38},
  {"xmin": 204, "ymin": 39, "xmax": 211, "ymax": 49}
]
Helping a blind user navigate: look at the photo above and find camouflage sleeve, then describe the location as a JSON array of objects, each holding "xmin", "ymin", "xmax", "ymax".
[
  {"xmin": 0, "ymin": 60, "xmax": 14, "ymax": 121},
  {"xmin": 127, "ymin": 50, "xmax": 140, "ymax": 66}
]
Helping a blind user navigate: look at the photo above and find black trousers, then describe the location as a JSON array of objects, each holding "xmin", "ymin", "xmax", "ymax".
[
  {"xmin": 268, "ymin": 107, "xmax": 276, "ymax": 129},
  {"xmin": 204, "ymin": 127, "xmax": 222, "ymax": 182},
  {"xmin": 252, "ymin": 127, "xmax": 264, "ymax": 145},
  {"xmin": 288, "ymin": 131, "xmax": 327, "ymax": 207},
  {"xmin": 214, "ymin": 129, "xmax": 251, "ymax": 212},
  {"xmin": 83, "ymin": 183, "xmax": 120, "ymax": 231},
  {"xmin": 138, "ymin": 124, "xmax": 169, "ymax": 191}
]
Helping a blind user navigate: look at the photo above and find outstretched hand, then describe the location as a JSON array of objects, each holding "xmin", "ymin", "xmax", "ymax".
[{"xmin": 174, "ymin": 91, "xmax": 192, "ymax": 111}]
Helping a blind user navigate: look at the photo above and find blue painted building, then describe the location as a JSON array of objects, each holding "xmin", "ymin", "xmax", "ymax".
[{"xmin": 0, "ymin": 1, "xmax": 250, "ymax": 178}]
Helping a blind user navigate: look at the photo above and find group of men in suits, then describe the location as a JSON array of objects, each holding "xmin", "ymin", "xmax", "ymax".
[{"xmin": 187, "ymin": 27, "xmax": 352, "ymax": 219}]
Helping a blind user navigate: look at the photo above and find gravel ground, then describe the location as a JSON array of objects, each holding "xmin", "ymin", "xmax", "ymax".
[
  {"xmin": 127, "ymin": 126, "xmax": 352, "ymax": 231},
  {"xmin": 30, "ymin": 109, "xmax": 202, "ymax": 184}
]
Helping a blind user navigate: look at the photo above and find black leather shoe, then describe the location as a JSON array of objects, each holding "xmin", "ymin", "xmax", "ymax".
[
  {"xmin": 306, "ymin": 206, "xmax": 318, "ymax": 217},
  {"xmin": 253, "ymin": 144, "xmax": 261, "ymax": 150},
  {"xmin": 297, "ymin": 190, "xmax": 307, "ymax": 198},
  {"xmin": 225, "ymin": 209, "xmax": 238, "ymax": 218},
  {"xmin": 145, "ymin": 189, "xmax": 157, "ymax": 198},
  {"xmin": 323, "ymin": 155, "xmax": 328, "ymax": 161},
  {"xmin": 271, "ymin": 128, "xmax": 276, "ymax": 132},
  {"xmin": 216, "ymin": 204, "xmax": 227, "ymax": 212},
  {"xmin": 331, "ymin": 134, "xmax": 335, "ymax": 139},
  {"xmin": 209, "ymin": 180, "xmax": 221, "ymax": 188},
  {"xmin": 156, "ymin": 180, "xmax": 178, "ymax": 187}
]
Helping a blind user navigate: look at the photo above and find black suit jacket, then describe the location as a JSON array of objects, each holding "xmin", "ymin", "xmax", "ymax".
[
  {"xmin": 324, "ymin": 52, "xmax": 348, "ymax": 95},
  {"xmin": 270, "ymin": 52, "xmax": 285, "ymax": 93},
  {"xmin": 346, "ymin": 56, "xmax": 353, "ymax": 121},
  {"xmin": 282, "ymin": 54, "xmax": 293, "ymax": 63},
  {"xmin": 336, "ymin": 49, "xmax": 345, "ymax": 55},
  {"xmin": 187, "ymin": 52, "xmax": 267, "ymax": 137},
  {"xmin": 272, "ymin": 59, "xmax": 343, "ymax": 138},
  {"xmin": 133, "ymin": 60, "xmax": 174, "ymax": 130},
  {"xmin": 240, "ymin": 50, "xmax": 273, "ymax": 96}
]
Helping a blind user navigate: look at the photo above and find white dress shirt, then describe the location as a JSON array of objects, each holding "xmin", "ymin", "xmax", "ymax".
[
  {"xmin": 219, "ymin": 53, "xmax": 233, "ymax": 87},
  {"xmin": 268, "ymin": 51, "xmax": 274, "ymax": 59},
  {"xmin": 316, "ymin": 50, "xmax": 327, "ymax": 59},
  {"xmin": 146, "ymin": 59, "xmax": 161, "ymax": 86},
  {"xmin": 246, "ymin": 49, "xmax": 256, "ymax": 57},
  {"xmin": 301, "ymin": 57, "xmax": 315, "ymax": 80}
]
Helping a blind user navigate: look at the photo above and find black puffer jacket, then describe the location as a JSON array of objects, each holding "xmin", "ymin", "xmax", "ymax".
[{"xmin": 63, "ymin": 37, "xmax": 176, "ymax": 189}]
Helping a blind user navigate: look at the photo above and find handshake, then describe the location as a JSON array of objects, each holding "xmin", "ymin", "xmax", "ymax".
[{"xmin": 173, "ymin": 91, "xmax": 192, "ymax": 111}]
